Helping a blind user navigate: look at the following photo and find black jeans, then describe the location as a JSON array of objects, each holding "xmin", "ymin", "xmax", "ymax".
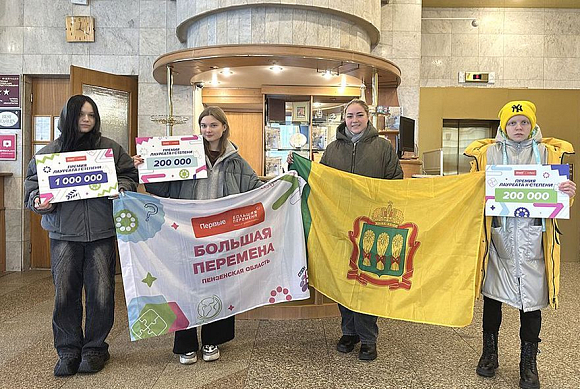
[
  {"xmin": 338, "ymin": 304, "xmax": 379, "ymax": 345},
  {"xmin": 482, "ymin": 296, "xmax": 542, "ymax": 343},
  {"xmin": 173, "ymin": 316, "xmax": 235, "ymax": 354},
  {"xmin": 50, "ymin": 237, "xmax": 116, "ymax": 358}
]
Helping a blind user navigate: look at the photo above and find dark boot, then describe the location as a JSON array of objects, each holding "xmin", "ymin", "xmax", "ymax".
[
  {"xmin": 358, "ymin": 343, "xmax": 377, "ymax": 361},
  {"xmin": 78, "ymin": 351, "xmax": 110, "ymax": 374},
  {"xmin": 336, "ymin": 335, "xmax": 360, "ymax": 353},
  {"xmin": 54, "ymin": 356, "xmax": 81, "ymax": 377},
  {"xmin": 519, "ymin": 341, "xmax": 540, "ymax": 389},
  {"xmin": 476, "ymin": 331, "xmax": 499, "ymax": 377}
]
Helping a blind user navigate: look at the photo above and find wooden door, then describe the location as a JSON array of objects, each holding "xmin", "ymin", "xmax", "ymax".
[
  {"xmin": 70, "ymin": 66, "xmax": 138, "ymax": 155},
  {"xmin": 30, "ymin": 78, "xmax": 70, "ymax": 269},
  {"xmin": 225, "ymin": 112, "xmax": 264, "ymax": 176}
]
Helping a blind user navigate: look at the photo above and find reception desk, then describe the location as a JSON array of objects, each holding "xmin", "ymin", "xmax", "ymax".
[
  {"xmin": 0, "ymin": 173, "xmax": 12, "ymax": 272},
  {"xmin": 401, "ymin": 159, "xmax": 422, "ymax": 178}
]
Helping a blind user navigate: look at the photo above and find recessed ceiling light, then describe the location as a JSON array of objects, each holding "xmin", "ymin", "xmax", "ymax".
[
  {"xmin": 269, "ymin": 65, "xmax": 283, "ymax": 73},
  {"xmin": 220, "ymin": 67, "xmax": 233, "ymax": 76}
]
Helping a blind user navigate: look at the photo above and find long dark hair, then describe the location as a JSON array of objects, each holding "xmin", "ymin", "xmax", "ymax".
[
  {"xmin": 198, "ymin": 106, "xmax": 231, "ymax": 157},
  {"xmin": 58, "ymin": 95, "xmax": 101, "ymax": 152}
]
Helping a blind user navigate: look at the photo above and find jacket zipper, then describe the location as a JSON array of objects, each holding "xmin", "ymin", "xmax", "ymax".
[
  {"xmin": 513, "ymin": 143, "xmax": 522, "ymax": 279},
  {"xmin": 351, "ymin": 143, "xmax": 356, "ymax": 173},
  {"xmin": 85, "ymin": 199, "xmax": 91, "ymax": 241}
]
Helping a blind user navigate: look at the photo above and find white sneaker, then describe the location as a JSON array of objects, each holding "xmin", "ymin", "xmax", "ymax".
[
  {"xmin": 202, "ymin": 345, "xmax": 220, "ymax": 362},
  {"xmin": 179, "ymin": 351, "xmax": 197, "ymax": 365}
]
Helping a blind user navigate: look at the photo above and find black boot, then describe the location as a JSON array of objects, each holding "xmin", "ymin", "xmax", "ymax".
[
  {"xmin": 476, "ymin": 331, "xmax": 499, "ymax": 377},
  {"xmin": 519, "ymin": 341, "xmax": 540, "ymax": 389},
  {"xmin": 337, "ymin": 335, "xmax": 360, "ymax": 353}
]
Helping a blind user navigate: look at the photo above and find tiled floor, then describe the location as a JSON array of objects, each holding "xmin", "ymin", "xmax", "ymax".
[{"xmin": 1, "ymin": 264, "xmax": 579, "ymax": 389}]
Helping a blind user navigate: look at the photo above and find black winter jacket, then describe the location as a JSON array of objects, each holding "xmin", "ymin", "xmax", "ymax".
[{"xmin": 24, "ymin": 136, "xmax": 138, "ymax": 242}]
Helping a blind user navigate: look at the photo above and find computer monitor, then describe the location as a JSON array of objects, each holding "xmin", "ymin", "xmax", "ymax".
[{"xmin": 398, "ymin": 116, "xmax": 415, "ymax": 158}]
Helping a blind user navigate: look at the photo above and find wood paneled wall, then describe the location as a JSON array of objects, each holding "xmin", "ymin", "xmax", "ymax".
[
  {"xmin": 225, "ymin": 111, "xmax": 264, "ymax": 176},
  {"xmin": 32, "ymin": 78, "xmax": 69, "ymax": 116},
  {"xmin": 202, "ymin": 88, "xmax": 263, "ymax": 112}
]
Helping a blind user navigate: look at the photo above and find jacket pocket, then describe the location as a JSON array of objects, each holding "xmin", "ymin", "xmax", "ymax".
[
  {"xmin": 490, "ymin": 226, "xmax": 511, "ymax": 259},
  {"xmin": 58, "ymin": 202, "xmax": 85, "ymax": 236},
  {"xmin": 41, "ymin": 211, "xmax": 61, "ymax": 232},
  {"xmin": 88, "ymin": 198, "xmax": 115, "ymax": 234},
  {"xmin": 525, "ymin": 225, "xmax": 544, "ymax": 261}
]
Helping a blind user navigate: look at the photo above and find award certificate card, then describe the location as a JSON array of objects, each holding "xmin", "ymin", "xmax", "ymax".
[
  {"xmin": 136, "ymin": 135, "xmax": 207, "ymax": 184},
  {"xmin": 485, "ymin": 164, "xmax": 570, "ymax": 219},
  {"xmin": 36, "ymin": 149, "xmax": 119, "ymax": 203}
]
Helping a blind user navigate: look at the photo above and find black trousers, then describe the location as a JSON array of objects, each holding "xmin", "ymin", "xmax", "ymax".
[
  {"xmin": 172, "ymin": 316, "xmax": 235, "ymax": 354},
  {"xmin": 50, "ymin": 237, "xmax": 116, "ymax": 358},
  {"xmin": 482, "ymin": 296, "xmax": 542, "ymax": 343}
]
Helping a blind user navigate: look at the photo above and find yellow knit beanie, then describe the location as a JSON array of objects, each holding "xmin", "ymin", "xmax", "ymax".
[{"xmin": 498, "ymin": 100, "xmax": 537, "ymax": 133}]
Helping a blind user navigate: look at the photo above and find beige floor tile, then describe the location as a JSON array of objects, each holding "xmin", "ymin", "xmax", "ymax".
[{"xmin": 0, "ymin": 264, "xmax": 579, "ymax": 388}]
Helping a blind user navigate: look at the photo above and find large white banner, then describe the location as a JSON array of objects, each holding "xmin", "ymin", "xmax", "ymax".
[{"xmin": 113, "ymin": 172, "xmax": 309, "ymax": 341}]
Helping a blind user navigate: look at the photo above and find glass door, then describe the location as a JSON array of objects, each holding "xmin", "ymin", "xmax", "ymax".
[
  {"xmin": 264, "ymin": 95, "xmax": 357, "ymax": 177},
  {"xmin": 311, "ymin": 102, "xmax": 345, "ymax": 162},
  {"xmin": 265, "ymin": 98, "xmax": 311, "ymax": 177},
  {"xmin": 442, "ymin": 119, "xmax": 499, "ymax": 175}
]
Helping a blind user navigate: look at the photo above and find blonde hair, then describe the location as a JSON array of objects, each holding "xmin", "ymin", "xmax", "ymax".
[
  {"xmin": 198, "ymin": 106, "xmax": 231, "ymax": 157},
  {"xmin": 344, "ymin": 99, "xmax": 370, "ymax": 117}
]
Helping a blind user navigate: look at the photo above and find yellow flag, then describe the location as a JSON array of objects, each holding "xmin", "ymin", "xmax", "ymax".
[{"xmin": 292, "ymin": 154, "xmax": 485, "ymax": 327}]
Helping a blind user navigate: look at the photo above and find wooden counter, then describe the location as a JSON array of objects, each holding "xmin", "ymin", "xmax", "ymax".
[
  {"xmin": 400, "ymin": 159, "xmax": 422, "ymax": 179},
  {"xmin": 0, "ymin": 173, "xmax": 13, "ymax": 272}
]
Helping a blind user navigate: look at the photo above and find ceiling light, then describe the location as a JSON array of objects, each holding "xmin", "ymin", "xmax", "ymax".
[
  {"xmin": 269, "ymin": 65, "xmax": 283, "ymax": 73},
  {"xmin": 220, "ymin": 67, "xmax": 233, "ymax": 76},
  {"xmin": 317, "ymin": 67, "xmax": 339, "ymax": 77}
]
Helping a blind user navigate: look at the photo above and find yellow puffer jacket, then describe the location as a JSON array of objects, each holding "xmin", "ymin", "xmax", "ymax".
[{"xmin": 464, "ymin": 137, "xmax": 574, "ymax": 309}]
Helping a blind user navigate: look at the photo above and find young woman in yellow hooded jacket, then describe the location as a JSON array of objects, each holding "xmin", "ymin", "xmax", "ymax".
[{"xmin": 464, "ymin": 101, "xmax": 575, "ymax": 389}]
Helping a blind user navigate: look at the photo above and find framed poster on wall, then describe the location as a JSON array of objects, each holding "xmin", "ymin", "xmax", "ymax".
[{"xmin": 292, "ymin": 102, "xmax": 309, "ymax": 122}]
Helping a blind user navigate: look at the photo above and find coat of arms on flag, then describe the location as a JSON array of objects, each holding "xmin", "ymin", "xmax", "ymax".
[{"xmin": 348, "ymin": 204, "xmax": 420, "ymax": 289}]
